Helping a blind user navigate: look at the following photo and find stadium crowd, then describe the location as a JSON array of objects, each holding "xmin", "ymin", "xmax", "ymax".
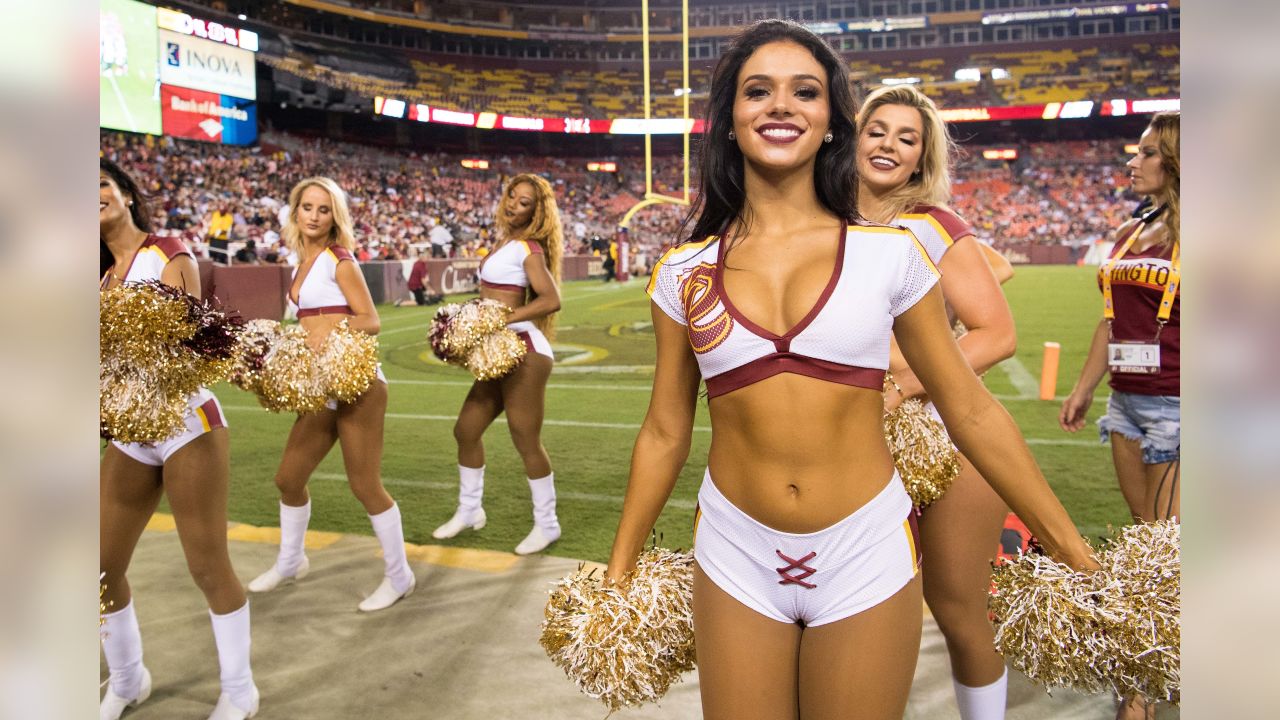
[
  {"xmin": 953, "ymin": 140, "xmax": 1135, "ymax": 249},
  {"xmin": 100, "ymin": 129, "xmax": 1135, "ymax": 266}
]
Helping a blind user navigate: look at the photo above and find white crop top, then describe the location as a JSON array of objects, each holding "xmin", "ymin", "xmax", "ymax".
[
  {"xmin": 101, "ymin": 235, "xmax": 217, "ymax": 422},
  {"xmin": 893, "ymin": 205, "xmax": 975, "ymax": 266},
  {"xmin": 647, "ymin": 221, "xmax": 939, "ymax": 399},
  {"xmin": 290, "ymin": 245, "xmax": 355, "ymax": 318},
  {"xmin": 478, "ymin": 239, "xmax": 543, "ymax": 292},
  {"xmin": 101, "ymin": 235, "xmax": 192, "ymax": 287}
]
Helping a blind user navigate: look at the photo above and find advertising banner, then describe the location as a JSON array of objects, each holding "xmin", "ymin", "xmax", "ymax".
[
  {"xmin": 161, "ymin": 84, "xmax": 258, "ymax": 145},
  {"xmin": 159, "ymin": 29, "xmax": 256, "ymax": 99}
]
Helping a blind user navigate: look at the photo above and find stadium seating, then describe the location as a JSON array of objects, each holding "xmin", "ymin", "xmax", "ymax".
[
  {"xmin": 101, "ymin": 128, "xmax": 1138, "ymax": 262},
  {"xmin": 263, "ymin": 39, "xmax": 1176, "ymax": 119}
]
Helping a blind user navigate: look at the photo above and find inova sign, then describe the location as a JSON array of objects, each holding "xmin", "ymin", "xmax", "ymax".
[{"xmin": 159, "ymin": 30, "xmax": 256, "ymax": 100}]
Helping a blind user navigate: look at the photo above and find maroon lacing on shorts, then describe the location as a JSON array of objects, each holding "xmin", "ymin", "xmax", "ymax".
[{"xmin": 775, "ymin": 549, "xmax": 818, "ymax": 589}]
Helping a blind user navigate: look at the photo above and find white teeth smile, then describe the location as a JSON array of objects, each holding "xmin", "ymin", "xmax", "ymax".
[
  {"xmin": 870, "ymin": 157, "xmax": 897, "ymax": 170},
  {"xmin": 761, "ymin": 127, "xmax": 800, "ymax": 139}
]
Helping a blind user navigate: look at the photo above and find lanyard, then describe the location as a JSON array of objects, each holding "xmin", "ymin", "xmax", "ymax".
[{"xmin": 1101, "ymin": 219, "xmax": 1180, "ymax": 333}]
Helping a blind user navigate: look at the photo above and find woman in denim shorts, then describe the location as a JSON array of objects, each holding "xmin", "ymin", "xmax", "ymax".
[
  {"xmin": 1060, "ymin": 112, "xmax": 1180, "ymax": 525},
  {"xmin": 1060, "ymin": 111, "xmax": 1179, "ymax": 720}
]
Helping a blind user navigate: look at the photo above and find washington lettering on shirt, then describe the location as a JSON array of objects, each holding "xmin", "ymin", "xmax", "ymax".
[{"xmin": 1099, "ymin": 256, "xmax": 1177, "ymax": 292}]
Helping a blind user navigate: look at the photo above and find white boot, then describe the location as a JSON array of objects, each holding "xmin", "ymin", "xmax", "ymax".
[
  {"xmin": 359, "ymin": 503, "xmax": 416, "ymax": 612},
  {"xmin": 100, "ymin": 599, "xmax": 151, "ymax": 720},
  {"xmin": 208, "ymin": 602, "xmax": 259, "ymax": 719},
  {"xmin": 248, "ymin": 501, "xmax": 311, "ymax": 592},
  {"xmin": 432, "ymin": 465, "xmax": 486, "ymax": 539},
  {"xmin": 954, "ymin": 667, "xmax": 1008, "ymax": 720},
  {"xmin": 515, "ymin": 473, "xmax": 561, "ymax": 555}
]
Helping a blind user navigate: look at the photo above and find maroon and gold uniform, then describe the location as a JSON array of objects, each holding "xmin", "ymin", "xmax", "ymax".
[
  {"xmin": 647, "ymin": 220, "xmax": 939, "ymax": 399},
  {"xmin": 288, "ymin": 243, "xmax": 387, "ymax": 408},
  {"xmin": 648, "ymin": 221, "xmax": 938, "ymax": 625},
  {"xmin": 103, "ymin": 236, "xmax": 228, "ymax": 465},
  {"xmin": 478, "ymin": 239, "xmax": 554, "ymax": 360}
]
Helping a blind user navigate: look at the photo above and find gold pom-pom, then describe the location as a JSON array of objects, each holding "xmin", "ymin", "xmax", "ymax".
[
  {"xmin": 252, "ymin": 324, "xmax": 329, "ymax": 414},
  {"xmin": 883, "ymin": 373, "xmax": 960, "ymax": 507},
  {"xmin": 231, "ymin": 319, "xmax": 379, "ymax": 413},
  {"xmin": 991, "ymin": 521, "xmax": 1180, "ymax": 705},
  {"xmin": 449, "ymin": 298, "xmax": 511, "ymax": 351},
  {"xmin": 99, "ymin": 375, "xmax": 189, "ymax": 442},
  {"xmin": 99, "ymin": 282, "xmax": 190, "ymax": 368},
  {"xmin": 318, "ymin": 319, "xmax": 380, "ymax": 404},
  {"xmin": 464, "ymin": 328, "xmax": 527, "ymax": 381},
  {"xmin": 429, "ymin": 299, "xmax": 526, "ymax": 381},
  {"xmin": 540, "ymin": 548, "xmax": 696, "ymax": 712},
  {"xmin": 1097, "ymin": 521, "xmax": 1180, "ymax": 705},
  {"xmin": 100, "ymin": 281, "xmax": 242, "ymax": 442},
  {"xmin": 228, "ymin": 318, "xmax": 281, "ymax": 398}
]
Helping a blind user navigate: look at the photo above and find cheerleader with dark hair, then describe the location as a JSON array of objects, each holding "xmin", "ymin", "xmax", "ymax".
[
  {"xmin": 99, "ymin": 157, "xmax": 258, "ymax": 720},
  {"xmin": 604, "ymin": 21, "xmax": 1097, "ymax": 719}
]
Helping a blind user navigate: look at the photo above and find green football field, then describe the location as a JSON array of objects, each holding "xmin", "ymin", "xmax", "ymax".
[{"xmin": 204, "ymin": 264, "xmax": 1127, "ymax": 563}]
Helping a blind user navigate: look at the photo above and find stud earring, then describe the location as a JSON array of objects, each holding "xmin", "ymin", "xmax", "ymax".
[
  {"xmin": 728, "ymin": 130, "xmax": 736, "ymax": 140},
  {"xmin": 823, "ymin": 132, "xmax": 834, "ymax": 143}
]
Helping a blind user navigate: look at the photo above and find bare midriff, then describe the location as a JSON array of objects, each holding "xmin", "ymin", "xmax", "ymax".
[
  {"xmin": 481, "ymin": 285, "xmax": 527, "ymax": 312},
  {"xmin": 298, "ymin": 311, "xmax": 351, "ymax": 337},
  {"xmin": 707, "ymin": 372, "xmax": 895, "ymax": 533}
]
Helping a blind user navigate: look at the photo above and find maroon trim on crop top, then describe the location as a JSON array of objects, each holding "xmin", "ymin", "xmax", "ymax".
[
  {"xmin": 481, "ymin": 280, "xmax": 526, "ymax": 293},
  {"xmin": 297, "ymin": 305, "xmax": 353, "ymax": 318},
  {"xmin": 704, "ymin": 220, "xmax": 886, "ymax": 398}
]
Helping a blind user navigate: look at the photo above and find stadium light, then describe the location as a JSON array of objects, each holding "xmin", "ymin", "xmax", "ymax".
[
  {"xmin": 883, "ymin": 77, "xmax": 921, "ymax": 86},
  {"xmin": 982, "ymin": 148, "xmax": 1019, "ymax": 160},
  {"xmin": 1131, "ymin": 98, "xmax": 1180, "ymax": 113}
]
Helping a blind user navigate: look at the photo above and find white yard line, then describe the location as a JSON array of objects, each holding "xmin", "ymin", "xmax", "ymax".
[{"xmin": 997, "ymin": 356, "xmax": 1042, "ymax": 398}]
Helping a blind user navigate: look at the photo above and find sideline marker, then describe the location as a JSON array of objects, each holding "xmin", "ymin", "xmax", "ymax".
[{"xmin": 1040, "ymin": 342, "xmax": 1061, "ymax": 401}]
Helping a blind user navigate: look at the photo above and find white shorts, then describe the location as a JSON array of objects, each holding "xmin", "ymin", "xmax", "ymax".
[
  {"xmin": 324, "ymin": 364, "xmax": 388, "ymax": 411},
  {"xmin": 111, "ymin": 388, "xmax": 226, "ymax": 467},
  {"xmin": 693, "ymin": 469, "xmax": 920, "ymax": 627},
  {"xmin": 508, "ymin": 321, "xmax": 554, "ymax": 361}
]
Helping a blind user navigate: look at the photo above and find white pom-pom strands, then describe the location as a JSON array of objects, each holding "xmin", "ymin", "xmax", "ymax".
[
  {"xmin": 540, "ymin": 548, "xmax": 696, "ymax": 712},
  {"xmin": 990, "ymin": 521, "xmax": 1180, "ymax": 705}
]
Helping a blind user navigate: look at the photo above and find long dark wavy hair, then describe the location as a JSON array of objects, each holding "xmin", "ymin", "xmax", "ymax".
[
  {"xmin": 679, "ymin": 19, "xmax": 860, "ymax": 246},
  {"xmin": 100, "ymin": 157, "xmax": 152, "ymax": 278}
]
